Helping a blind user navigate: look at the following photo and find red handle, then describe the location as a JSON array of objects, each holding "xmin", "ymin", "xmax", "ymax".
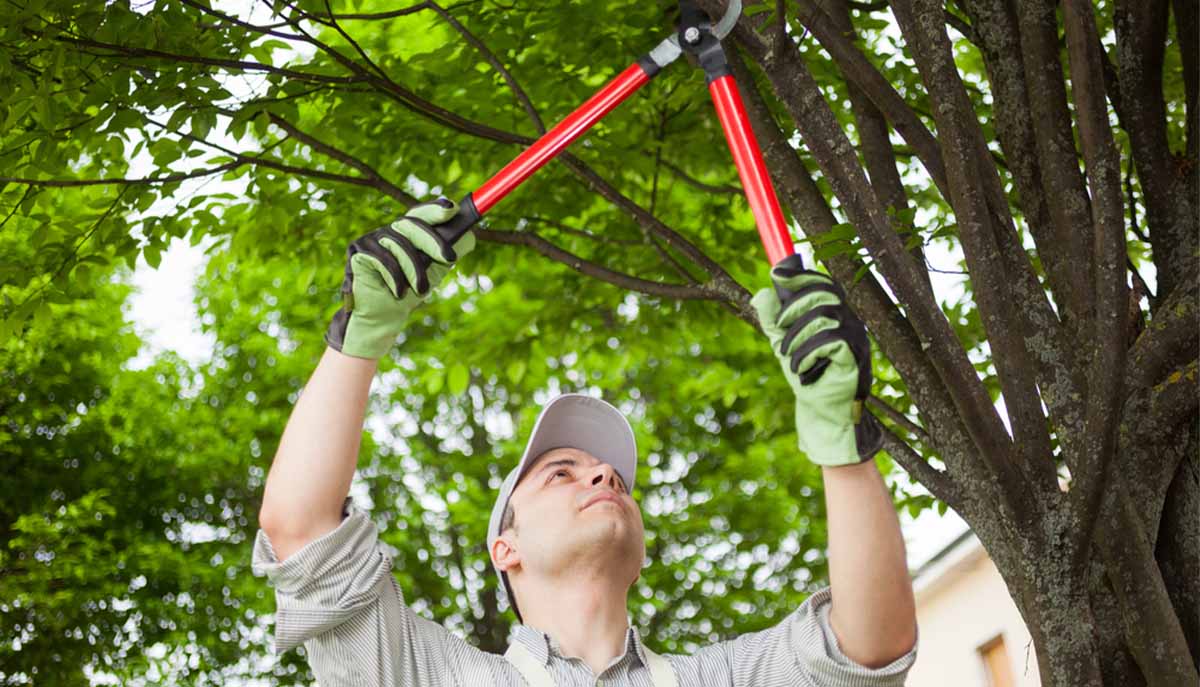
[
  {"xmin": 473, "ymin": 64, "xmax": 652, "ymax": 215},
  {"xmin": 707, "ymin": 74, "xmax": 795, "ymax": 267}
]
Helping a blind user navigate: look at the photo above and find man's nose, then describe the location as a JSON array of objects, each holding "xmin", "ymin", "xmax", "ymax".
[{"xmin": 590, "ymin": 464, "xmax": 622, "ymax": 492}]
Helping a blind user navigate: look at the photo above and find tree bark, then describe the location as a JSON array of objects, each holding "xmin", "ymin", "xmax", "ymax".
[{"xmin": 1155, "ymin": 424, "xmax": 1200, "ymax": 673}]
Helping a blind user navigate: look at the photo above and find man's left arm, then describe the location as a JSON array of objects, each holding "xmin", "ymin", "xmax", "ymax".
[
  {"xmin": 750, "ymin": 257, "xmax": 918, "ymax": 671},
  {"xmin": 823, "ymin": 461, "xmax": 917, "ymax": 668}
]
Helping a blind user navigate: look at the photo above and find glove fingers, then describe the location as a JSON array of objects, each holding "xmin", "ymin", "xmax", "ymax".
[
  {"xmin": 789, "ymin": 330, "xmax": 856, "ymax": 382},
  {"xmin": 769, "ymin": 266, "xmax": 839, "ymax": 292},
  {"xmin": 351, "ymin": 236, "xmax": 411, "ymax": 298},
  {"xmin": 392, "ymin": 215, "xmax": 457, "ymax": 264},
  {"xmin": 392, "ymin": 198, "xmax": 467, "ymax": 263},
  {"xmin": 751, "ymin": 287, "xmax": 784, "ymax": 340},
  {"xmin": 377, "ymin": 228, "xmax": 431, "ymax": 296},
  {"xmin": 405, "ymin": 199, "xmax": 458, "ymax": 225},
  {"xmin": 778, "ymin": 282, "xmax": 843, "ymax": 326},
  {"xmin": 780, "ymin": 304, "xmax": 843, "ymax": 358},
  {"xmin": 790, "ymin": 327, "xmax": 872, "ymax": 400},
  {"xmin": 415, "ymin": 198, "xmax": 477, "ymax": 259}
]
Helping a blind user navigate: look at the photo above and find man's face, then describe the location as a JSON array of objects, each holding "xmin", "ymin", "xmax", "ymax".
[{"xmin": 497, "ymin": 447, "xmax": 646, "ymax": 588}]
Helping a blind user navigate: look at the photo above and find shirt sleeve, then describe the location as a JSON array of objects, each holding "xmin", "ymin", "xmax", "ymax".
[
  {"xmin": 250, "ymin": 497, "xmax": 467, "ymax": 686},
  {"xmin": 673, "ymin": 586, "xmax": 917, "ymax": 687}
]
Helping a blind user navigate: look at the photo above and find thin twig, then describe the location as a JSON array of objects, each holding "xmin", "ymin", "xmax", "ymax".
[
  {"xmin": 522, "ymin": 216, "xmax": 643, "ymax": 246},
  {"xmin": 867, "ymin": 394, "xmax": 932, "ymax": 446},
  {"xmin": 427, "ymin": 0, "xmax": 545, "ymax": 134},
  {"xmin": 0, "ymin": 162, "xmax": 241, "ymax": 188},
  {"xmin": 178, "ymin": 0, "xmax": 306, "ymax": 41},
  {"xmin": 15, "ymin": 186, "xmax": 129, "ymax": 315},
  {"xmin": 266, "ymin": 113, "xmax": 417, "ymax": 205},
  {"xmin": 0, "ymin": 186, "xmax": 37, "ymax": 233},
  {"xmin": 476, "ymin": 227, "xmax": 727, "ymax": 304},
  {"xmin": 659, "ymin": 159, "xmax": 742, "ymax": 195},
  {"xmin": 873, "ymin": 413, "xmax": 958, "ymax": 506}
]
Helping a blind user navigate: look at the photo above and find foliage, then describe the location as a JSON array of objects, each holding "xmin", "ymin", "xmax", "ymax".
[{"xmin": 0, "ymin": 0, "xmax": 1196, "ymax": 685}]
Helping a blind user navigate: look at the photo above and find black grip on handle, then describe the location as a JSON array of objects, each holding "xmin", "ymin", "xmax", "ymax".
[
  {"xmin": 434, "ymin": 193, "xmax": 481, "ymax": 246},
  {"xmin": 771, "ymin": 252, "xmax": 807, "ymax": 303}
]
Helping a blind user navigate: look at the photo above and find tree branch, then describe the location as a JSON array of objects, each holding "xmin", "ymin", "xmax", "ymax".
[
  {"xmin": 1014, "ymin": 0, "xmax": 1098, "ymax": 331},
  {"xmin": 867, "ymin": 394, "xmax": 931, "ymax": 447},
  {"xmin": 1096, "ymin": 488, "xmax": 1200, "ymax": 685},
  {"xmin": 1116, "ymin": 0, "xmax": 1197, "ymax": 304},
  {"xmin": 426, "ymin": 0, "xmax": 545, "ymax": 134},
  {"xmin": 0, "ymin": 162, "xmax": 242, "ymax": 188},
  {"xmin": 521, "ymin": 216, "xmax": 644, "ymax": 246},
  {"xmin": 793, "ymin": 0, "xmax": 952, "ymax": 200},
  {"xmin": 892, "ymin": 0, "xmax": 1059, "ymax": 505},
  {"xmin": 45, "ymin": 31, "xmax": 365, "ymax": 86},
  {"xmin": 1125, "ymin": 268, "xmax": 1199, "ymax": 392},
  {"xmin": 140, "ymin": 115, "xmax": 405, "ymax": 199},
  {"xmin": 0, "ymin": 186, "xmax": 36, "ymax": 234},
  {"xmin": 14, "ymin": 187, "xmax": 128, "ymax": 316},
  {"xmin": 659, "ymin": 159, "xmax": 742, "ymax": 195},
  {"xmin": 1115, "ymin": 358, "xmax": 1199, "ymax": 551},
  {"xmin": 875, "ymin": 415, "xmax": 960, "ymax": 510},
  {"xmin": 268, "ymin": 0, "xmax": 481, "ymax": 23},
  {"xmin": 178, "ymin": 0, "xmax": 306, "ymax": 41},
  {"xmin": 475, "ymin": 227, "xmax": 734, "ymax": 310},
  {"xmin": 554, "ymin": 153, "xmax": 754, "ymax": 319},
  {"xmin": 265, "ymin": 113, "xmax": 418, "ymax": 205},
  {"xmin": 1062, "ymin": 0, "xmax": 1134, "ymax": 577},
  {"xmin": 943, "ymin": 9, "xmax": 978, "ymax": 45},
  {"xmin": 958, "ymin": 0, "xmax": 1093, "ymax": 469},
  {"xmin": 1173, "ymin": 0, "xmax": 1198, "ymax": 160},
  {"xmin": 828, "ymin": 0, "xmax": 930, "ymax": 291}
]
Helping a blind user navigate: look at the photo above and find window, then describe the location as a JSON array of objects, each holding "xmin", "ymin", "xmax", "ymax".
[{"xmin": 978, "ymin": 635, "xmax": 1015, "ymax": 687}]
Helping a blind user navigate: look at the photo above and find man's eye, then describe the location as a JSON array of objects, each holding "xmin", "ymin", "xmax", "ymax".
[{"xmin": 550, "ymin": 470, "xmax": 569, "ymax": 481}]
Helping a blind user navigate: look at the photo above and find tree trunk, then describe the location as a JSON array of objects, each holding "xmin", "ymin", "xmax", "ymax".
[{"xmin": 1155, "ymin": 424, "xmax": 1200, "ymax": 672}]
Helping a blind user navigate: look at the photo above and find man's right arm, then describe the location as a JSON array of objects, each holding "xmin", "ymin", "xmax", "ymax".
[
  {"xmin": 256, "ymin": 200, "xmax": 474, "ymax": 562},
  {"xmin": 257, "ymin": 347, "xmax": 377, "ymax": 561}
]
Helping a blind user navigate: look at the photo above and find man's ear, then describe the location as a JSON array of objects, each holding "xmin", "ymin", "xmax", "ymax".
[{"xmin": 491, "ymin": 533, "xmax": 521, "ymax": 574}]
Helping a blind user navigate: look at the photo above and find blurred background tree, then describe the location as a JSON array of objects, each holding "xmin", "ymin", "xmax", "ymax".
[{"xmin": 0, "ymin": 0, "xmax": 1194, "ymax": 685}]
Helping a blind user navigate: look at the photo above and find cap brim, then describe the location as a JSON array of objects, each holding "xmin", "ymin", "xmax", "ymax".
[{"xmin": 513, "ymin": 393, "xmax": 637, "ymax": 492}]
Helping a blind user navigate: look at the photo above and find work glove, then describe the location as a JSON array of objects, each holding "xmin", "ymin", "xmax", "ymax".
[
  {"xmin": 325, "ymin": 199, "xmax": 476, "ymax": 360},
  {"xmin": 750, "ymin": 254, "xmax": 883, "ymax": 467}
]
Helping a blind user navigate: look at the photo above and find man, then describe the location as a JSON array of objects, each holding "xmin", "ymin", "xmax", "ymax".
[{"xmin": 252, "ymin": 200, "xmax": 918, "ymax": 686}]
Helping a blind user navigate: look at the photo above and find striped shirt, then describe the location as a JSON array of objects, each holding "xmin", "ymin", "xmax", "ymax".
[{"xmin": 251, "ymin": 498, "xmax": 917, "ymax": 686}]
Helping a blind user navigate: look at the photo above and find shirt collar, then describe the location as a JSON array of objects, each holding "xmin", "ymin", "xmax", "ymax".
[{"xmin": 512, "ymin": 619, "xmax": 650, "ymax": 669}]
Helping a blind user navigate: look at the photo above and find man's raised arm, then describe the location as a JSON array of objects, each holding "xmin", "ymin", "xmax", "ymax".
[
  {"xmin": 750, "ymin": 255, "xmax": 917, "ymax": 668},
  {"xmin": 823, "ymin": 462, "xmax": 917, "ymax": 667},
  {"xmin": 257, "ymin": 350, "xmax": 377, "ymax": 561},
  {"xmin": 257, "ymin": 200, "xmax": 477, "ymax": 561}
]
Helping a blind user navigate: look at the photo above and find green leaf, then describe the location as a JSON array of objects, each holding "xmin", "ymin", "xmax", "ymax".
[
  {"xmin": 448, "ymin": 363, "xmax": 469, "ymax": 395},
  {"xmin": 506, "ymin": 359, "xmax": 526, "ymax": 383},
  {"xmin": 425, "ymin": 368, "xmax": 444, "ymax": 395},
  {"xmin": 143, "ymin": 245, "xmax": 162, "ymax": 269}
]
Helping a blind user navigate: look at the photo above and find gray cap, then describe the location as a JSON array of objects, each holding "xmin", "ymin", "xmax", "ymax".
[{"xmin": 486, "ymin": 393, "xmax": 638, "ymax": 622}]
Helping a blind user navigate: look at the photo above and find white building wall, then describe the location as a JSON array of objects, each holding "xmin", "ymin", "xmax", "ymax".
[{"xmin": 906, "ymin": 535, "xmax": 1042, "ymax": 687}]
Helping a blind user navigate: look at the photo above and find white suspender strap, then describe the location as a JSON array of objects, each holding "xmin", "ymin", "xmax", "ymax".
[
  {"xmin": 502, "ymin": 641, "xmax": 677, "ymax": 687},
  {"xmin": 503, "ymin": 642, "xmax": 557, "ymax": 687},
  {"xmin": 642, "ymin": 647, "xmax": 678, "ymax": 687}
]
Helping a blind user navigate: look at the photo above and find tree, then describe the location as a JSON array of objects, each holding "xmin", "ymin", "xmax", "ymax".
[{"xmin": 0, "ymin": 1, "xmax": 1194, "ymax": 685}]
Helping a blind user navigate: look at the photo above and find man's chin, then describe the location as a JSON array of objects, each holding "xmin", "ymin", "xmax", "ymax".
[{"xmin": 570, "ymin": 519, "xmax": 640, "ymax": 552}]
